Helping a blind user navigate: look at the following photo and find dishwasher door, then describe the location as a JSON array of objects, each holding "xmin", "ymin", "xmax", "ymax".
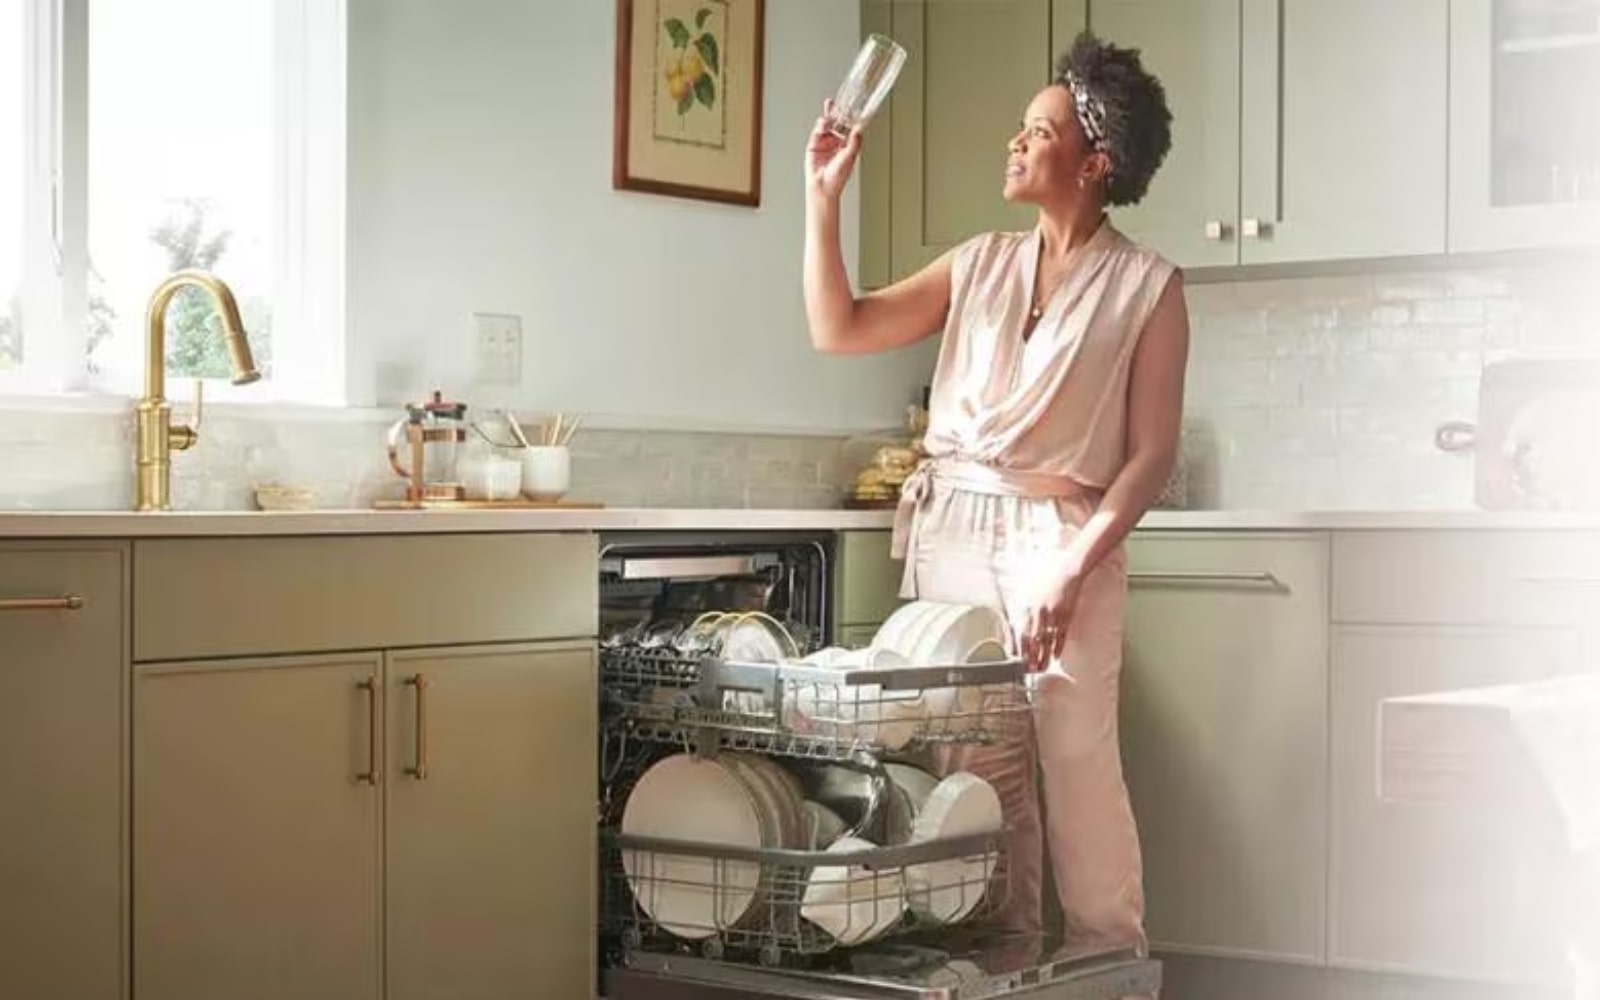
[{"xmin": 604, "ymin": 938, "xmax": 1160, "ymax": 1000}]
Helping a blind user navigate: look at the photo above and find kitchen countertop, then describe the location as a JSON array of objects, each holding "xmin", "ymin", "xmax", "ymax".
[{"xmin": 4, "ymin": 506, "xmax": 1600, "ymax": 538}]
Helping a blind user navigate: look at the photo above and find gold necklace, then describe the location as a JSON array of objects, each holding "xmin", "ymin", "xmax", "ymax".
[
  {"xmin": 1030, "ymin": 269, "xmax": 1069, "ymax": 320},
  {"xmin": 1030, "ymin": 216, "xmax": 1107, "ymax": 320}
]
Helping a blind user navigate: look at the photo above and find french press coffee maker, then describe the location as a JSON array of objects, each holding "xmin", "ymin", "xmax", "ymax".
[{"xmin": 387, "ymin": 390, "xmax": 468, "ymax": 502}]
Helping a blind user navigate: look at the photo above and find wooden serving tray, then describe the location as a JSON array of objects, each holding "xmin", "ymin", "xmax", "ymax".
[{"xmin": 372, "ymin": 498, "xmax": 605, "ymax": 511}]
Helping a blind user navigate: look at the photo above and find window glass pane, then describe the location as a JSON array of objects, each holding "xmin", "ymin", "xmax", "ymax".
[
  {"xmin": 0, "ymin": 0, "xmax": 25, "ymax": 372},
  {"xmin": 87, "ymin": 0, "xmax": 275, "ymax": 382}
]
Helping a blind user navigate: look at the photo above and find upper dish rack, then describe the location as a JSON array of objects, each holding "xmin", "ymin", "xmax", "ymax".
[{"xmin": 600, "ymin": 644, "xmax": 1029, "ymax": 762}]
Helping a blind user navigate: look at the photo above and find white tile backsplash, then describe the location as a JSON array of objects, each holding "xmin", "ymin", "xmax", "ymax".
[
  {"xmin": 0, "ymin": 406, "xmax": 858, "ymax": 512},
  {"xmin": 1181, "ymin": 257, "xmax": 1600, "ymax": 509},
  {"xmin": 4, "ymin": 257, "xmax": 1595, "ymax": 514}
]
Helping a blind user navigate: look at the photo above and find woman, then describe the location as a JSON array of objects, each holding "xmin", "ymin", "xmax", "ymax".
[{"xmin": 802, "ymin": 32, "xmax": 1189, "ymax": 955}]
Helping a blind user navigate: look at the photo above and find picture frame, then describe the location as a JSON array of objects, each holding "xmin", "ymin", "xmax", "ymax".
[{"xmin": 613, "ymin": 0, "xmax": 766, "ymax": 207}]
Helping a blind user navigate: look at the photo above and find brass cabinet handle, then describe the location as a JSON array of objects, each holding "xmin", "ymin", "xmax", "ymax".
[
  {"xmin": 1129, "ymin": 570, "xmax": 1285, "ymax": 590},
  {"xmin": 404, "ymin": 674, "xmax": 429, "ymax": 780},
  {"xmin": 0, "ymin": 595, "xmax": 85, "ymax": 612},
  {"xmin": 356, "ymin": 678, "xmax": 380, "ymax": 785}
]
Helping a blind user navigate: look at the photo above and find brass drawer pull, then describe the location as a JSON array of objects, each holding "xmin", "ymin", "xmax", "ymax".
[
  {"xmin": 356, "ymin": 678, "xmax": 381, "ymax": 785},
  {"xmin": 1129, "ymin": 571, "xmax": 1285, "ymax": 591},
  {"xmin": 404, "ymin": 674, "xmax": 429, "ymax": 780},
  {"xmin": 0, "ymin": 595, "xmax": 85, "ymax": 612}
]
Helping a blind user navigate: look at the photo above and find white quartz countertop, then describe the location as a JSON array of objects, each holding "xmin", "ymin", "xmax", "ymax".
[{"xmin": 3, "ymin": 506, "xmax": 1600, "ymax": 538}]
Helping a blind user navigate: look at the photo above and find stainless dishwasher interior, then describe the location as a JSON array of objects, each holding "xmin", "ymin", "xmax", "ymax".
[{"xmin": 594, "ymin": 530, "xmax": 1161, "ymax": 1000}]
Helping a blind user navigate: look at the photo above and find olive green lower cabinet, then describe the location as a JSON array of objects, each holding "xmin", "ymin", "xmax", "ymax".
[
  {"xmin": 134, "ymin": 652, "xmax": 386, "ymax": 1000},
  {"xmin": 133, "ymin": 642, "xmax": 596, "ymax": 1000},
  {"xmin": 1120, "ymin": 532, "xmax": 1331, "ymax": 965},
  {"xmin": 0, "ymin": 542, "xmax": 128, "ymax": 1000},
  {"xmin": 130, "ymin": 534, "xmax": 600, "ymax": 1000},
  {"xmin": 832, "ymin": 529, "xmax": 904, "ymax": 646}
]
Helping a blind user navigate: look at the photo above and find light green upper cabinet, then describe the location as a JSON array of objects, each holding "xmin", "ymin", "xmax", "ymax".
[
  {"xmin": 860, "ymin": 1, "xmax": 1076, "ymax": 287},
  {"xmin": 1447, "ymin": 0, "xmax": 1600, "ymax": 252},
  {"xmin": 1237, "ymin": 0, "xmax": 1449, "ymax": 264},
  {"xmin": 862, "ymin": 0, "xmax": 1467, "ymax": 277},
  {"xmin": 1087, "ymin": 0, "xmax": 1242, "ymax": 267},
  {"xmin": 1096, "ymin": 0, "xmax": 1448, "ymax": 267},
  {"xmin": 858, "ymin": 0, "xmax": 895, "ymax": 289}
]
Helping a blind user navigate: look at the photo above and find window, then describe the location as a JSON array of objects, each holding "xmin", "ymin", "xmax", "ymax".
[
  {"xmin": 0, "ymin": 0, "xmax": 346, "ymax": 405},
  {"xmin": 1, "ymin": 0, "xmax": 24, "ymax": 374}
]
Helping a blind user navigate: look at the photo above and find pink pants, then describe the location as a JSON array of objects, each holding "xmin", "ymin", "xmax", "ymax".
[{"xmin": 905, "ymin": 484, "xmax": 1146, "ymax": 954}]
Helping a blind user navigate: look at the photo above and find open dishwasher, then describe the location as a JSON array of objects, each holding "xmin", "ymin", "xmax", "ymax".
[{"xmin": 595, "ymin": 530, "xmax": 1162, "ymax": 1000}]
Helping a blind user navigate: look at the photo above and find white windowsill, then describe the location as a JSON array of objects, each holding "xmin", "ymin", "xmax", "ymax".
[{"xmin": 0, "ymin": 387, "xmax": 388, "ymax": 423}]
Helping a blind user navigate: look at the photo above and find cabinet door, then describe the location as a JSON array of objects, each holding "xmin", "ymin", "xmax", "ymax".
[
  {"xmin": 1330, "ymin": 624, "xmax": 1579, "ymax": 984},
  {"xmin": 833, "ymin": 529, "xmax": 904, "ymax": 630},
  {"xmin": 888, "ymin": 0, "xmax": 1052, "ymax": 279},
  {"xmin": 1238, "ymin": 0, "xmax": 1449, "ymax": 263},
  {"xmin": 859, "ymin": 0, "xmax": 894, "ymax": 290},
  {"xmin": 385, "ymin": 641, "xmax": 598, "ymax": 1000},
  {"xmin": 1120, "ymin": 532, "xmax": 1329, "ymax": 963},
  {"xmin": 134, "ymin": 654, "xmax": 383, "ymax": 1000},
  {"xmin": 0, "ymin": 545, "xmax": 126, "ymax": 1000},
  {"xmin": 1090, "ymin": 0, "xmax": 1243, "ymax": 268},
  {"xmin": 1447, "ymin": 0, "xmax": 1600, "ymax": 252}
]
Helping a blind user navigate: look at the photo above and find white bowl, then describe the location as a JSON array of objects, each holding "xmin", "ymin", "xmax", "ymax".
[
  {"xmin": 904, "ymin": 772, "xmax": 1003, "ymax": 925},
  {"xmin": 800, "ymin": 836, "xmax": 907, "ymax": 945}
]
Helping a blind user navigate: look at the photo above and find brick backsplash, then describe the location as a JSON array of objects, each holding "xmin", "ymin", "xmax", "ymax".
[
  {"xmin": 1180, "ymin": 259, "xmax": 1600, "ymax": 509},
  {"xmin": 0, "ymin": 407, "xmax": 855, "ymax": 512}
]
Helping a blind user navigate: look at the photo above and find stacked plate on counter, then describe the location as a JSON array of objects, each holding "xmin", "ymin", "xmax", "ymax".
[{"xmin": 620, "ymin": 751, "xmax": 1004, "ymax": 948}]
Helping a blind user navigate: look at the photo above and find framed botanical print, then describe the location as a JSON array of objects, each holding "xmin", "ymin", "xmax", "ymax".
[{"xmin": 613, "ymin": 0, "xmax": 766, "ymax": 207}]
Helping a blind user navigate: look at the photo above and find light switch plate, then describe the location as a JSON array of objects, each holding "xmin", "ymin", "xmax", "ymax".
[{"xmin": 474, "ymin": 312, "xmax": 522, "ymax": 386}]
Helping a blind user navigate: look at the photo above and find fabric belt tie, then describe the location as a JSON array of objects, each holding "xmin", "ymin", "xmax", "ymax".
[{"xmin": 890, "ymin": 458, "xmax": 1091, "ymax": 598}]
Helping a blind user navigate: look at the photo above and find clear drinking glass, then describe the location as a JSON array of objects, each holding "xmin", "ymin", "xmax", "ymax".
[{"xmin": 825, "ymin": 34, "xmax": 908, "ymax": 138}]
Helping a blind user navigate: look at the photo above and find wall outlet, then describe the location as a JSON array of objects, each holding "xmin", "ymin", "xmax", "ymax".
[{"xmin": 474, "ymin": 312, "xmax": 522, "ymax": 386}]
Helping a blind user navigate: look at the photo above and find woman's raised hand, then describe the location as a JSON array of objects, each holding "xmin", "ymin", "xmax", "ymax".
[{"xmin": 805, "ymin": 99, "xmax": 863, "ymax": 202}]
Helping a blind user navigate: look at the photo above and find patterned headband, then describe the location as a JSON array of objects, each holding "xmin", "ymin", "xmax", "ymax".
[{"xmin": 1063, "ymin": 69, "xmax": 1111, "ymax": 167}]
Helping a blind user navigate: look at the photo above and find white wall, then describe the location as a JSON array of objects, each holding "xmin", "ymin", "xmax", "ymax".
[{"xmin": 346, "ymin": 0, "xmax": 933, "ymax": 435}]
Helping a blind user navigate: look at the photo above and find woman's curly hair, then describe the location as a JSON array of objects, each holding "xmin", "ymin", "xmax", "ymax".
[{"xmin": 1055, "ymin": 31, "xmax": 1172, "ymax": 207}]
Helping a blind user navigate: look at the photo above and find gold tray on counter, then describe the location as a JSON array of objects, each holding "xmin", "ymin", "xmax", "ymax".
[{"xmin": 373, "ymin": 498, "xmax": 605, "ymax": 510}]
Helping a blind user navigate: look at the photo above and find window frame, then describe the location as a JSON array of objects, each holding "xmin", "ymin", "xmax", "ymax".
[{"xmin": 0, "ymin": 0, "xmax": 347, "ymax": 407}]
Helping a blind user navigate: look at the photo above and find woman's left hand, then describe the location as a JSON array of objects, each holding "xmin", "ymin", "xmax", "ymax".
[{"xmin": 1021, "ymin": 562, "xmax": 1085, "ymax": 671}]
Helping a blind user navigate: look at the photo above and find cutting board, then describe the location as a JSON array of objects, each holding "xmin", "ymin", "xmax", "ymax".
[
  {"xmin": 372, "ymin": 498, "xmax": 605, "ymax": 510},
  {"xmin": 1473, "ymin": 359, "xmax": 1600, "ymax": 510}
]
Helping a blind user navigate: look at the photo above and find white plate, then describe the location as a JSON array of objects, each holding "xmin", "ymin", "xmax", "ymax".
[
  {"xmin": 909, "ymin": 603, "xmax": 1007, "ymax": 667},
  {"xmin": 871, "ymin": 600, "xmax": 951, "ymax": 660},
  {"xmin": 791, "ymin": 647, "xmax": 924, "ymax": 750},
  {"xmin": 904, "ymin": 771, "xmax": 1003, "ymax": 925},
  {"xmin": 927, "ymin": 636, "xmax": 1010, "ymax": 736},
  {"xmin": 800, "ymin": 800, "xmax": 849, "ymax": 849},
  {"xmin": 884, "ymin": 762, "xmax": 941, "ymax": 814},
  {"xmin": 620, "ymin": 754, "xmax": 764, "ymax": 939}
]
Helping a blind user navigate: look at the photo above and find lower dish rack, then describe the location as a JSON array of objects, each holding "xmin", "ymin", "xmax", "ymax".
[{"xmin": 603, "ymin": 828, "xmax": 1008, "ymax": 968}]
